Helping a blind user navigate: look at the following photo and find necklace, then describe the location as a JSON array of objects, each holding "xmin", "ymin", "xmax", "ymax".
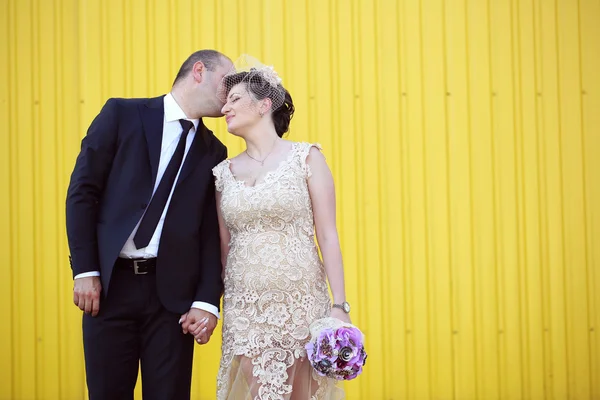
[{"xmin": 246, "ymin": 138, "xmax": 279, "ymax": 166}]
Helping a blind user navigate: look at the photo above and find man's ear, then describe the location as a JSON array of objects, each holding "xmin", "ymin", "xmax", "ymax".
[{"xmin": 191, "ymin": 61, "xmax": 206, "ymax": 83}]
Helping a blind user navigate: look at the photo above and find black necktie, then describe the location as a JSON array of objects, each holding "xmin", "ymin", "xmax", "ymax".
[{"xmin": 133, "ymin": 119, "xmax": 194, "ymax": 249}]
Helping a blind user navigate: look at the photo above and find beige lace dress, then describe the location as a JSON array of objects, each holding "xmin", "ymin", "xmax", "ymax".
[{"xmin": 212, "ymin": 142, "xmax": 344, "ymax": 400}]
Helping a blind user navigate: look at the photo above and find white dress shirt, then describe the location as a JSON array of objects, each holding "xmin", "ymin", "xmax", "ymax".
[{"xmin": 74, "ymin": 93, "xmax": 219, "ymax": 319}]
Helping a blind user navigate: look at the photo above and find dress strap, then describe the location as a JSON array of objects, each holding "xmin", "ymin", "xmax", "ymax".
[
  {"xmin": 298, "ymin": 142, "xmax": 323, "ymax": 178},
  {"xmin": 212, "ymin": 160, "xmax": 229, "ymax": 192}
]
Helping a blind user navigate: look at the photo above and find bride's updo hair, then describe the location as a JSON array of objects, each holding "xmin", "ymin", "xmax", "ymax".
[{"xmin": 221, "ymin": 70, "xmax": 295, "ymax": 138}]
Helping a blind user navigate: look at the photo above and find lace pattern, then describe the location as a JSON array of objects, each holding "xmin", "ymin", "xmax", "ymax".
[{"xmin": 213, "ymin": 142, "xmax": 341, "ymax": 399}]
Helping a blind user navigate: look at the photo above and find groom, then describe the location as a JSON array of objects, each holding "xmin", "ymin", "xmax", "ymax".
[{"xmin": 66, "ymin": 49, "xmax": 233, "ymax": 399}]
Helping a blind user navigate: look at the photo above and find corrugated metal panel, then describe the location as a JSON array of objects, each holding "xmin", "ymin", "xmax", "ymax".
[{"xmin": 1, "ymin": 0, "xmax": 599, "ymax": 399}]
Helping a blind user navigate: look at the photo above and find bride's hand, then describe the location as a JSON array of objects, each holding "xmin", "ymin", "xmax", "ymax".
[{"xmin": 329, "ymin": 307, "xmax": 351, "ymax": 324}]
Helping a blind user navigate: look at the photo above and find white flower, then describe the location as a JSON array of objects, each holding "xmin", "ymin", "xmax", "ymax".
[{"xmin": 258, "ymin": 65, "xmax": 283, "ymax": 86}]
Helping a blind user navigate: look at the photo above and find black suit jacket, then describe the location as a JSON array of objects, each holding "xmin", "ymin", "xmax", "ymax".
[{"xmin": 66, "ymin": 95, "xmax": 227, "ymax": 314}]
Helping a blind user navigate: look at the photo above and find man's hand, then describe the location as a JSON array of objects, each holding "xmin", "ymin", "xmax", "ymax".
[
  {"xmin": 73, "ymin": 276, "xmax": 102, "ymax": 317},
  {"xmin": 180, "ymin": 309, "xmax": 217, "ymax": 345}
]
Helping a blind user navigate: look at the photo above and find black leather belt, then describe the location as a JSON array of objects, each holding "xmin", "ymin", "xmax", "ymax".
[{"xmin": 115, "ymin": 257, "xmax": 156, "ymax": 275}]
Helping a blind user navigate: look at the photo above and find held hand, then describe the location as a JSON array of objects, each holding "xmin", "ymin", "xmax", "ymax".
[
  {"xmin": 329, "ymin": 307, "xmax": 351, "ymax": 324},
  {"xmin": 180, "ymin": 309, "xmax": 217, "ymax": 344},
  {"xmin": 193, "ymin": 329, "xmax": 210, "ymax": 346},
  {"xmin": 73, "ymin": 276, "xmax": 102, "ymax": 317}
]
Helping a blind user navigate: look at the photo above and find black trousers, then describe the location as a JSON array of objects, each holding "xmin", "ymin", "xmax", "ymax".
[{"xmin": 82, "ymin": 267, "xmax": 194, "ymax": 400}]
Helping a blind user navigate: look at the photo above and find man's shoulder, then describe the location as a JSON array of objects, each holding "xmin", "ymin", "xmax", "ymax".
[
  {"xmin": 108, "ymin": 95, "xmax": 165, "ymax": 106},
  {"xmin": 198, "ymin": 121, "xmax": 226, "ymax": 154},
  {"xmin": 103, "ymin": 95, "xmax": 165, "ymax": 110},
  {"xmin": 210, "ymin": 132, "xmax": 226, "ymax": 149},
  {"xmin": 208, "ymin": 131, "xmax": 228, "ymax": 157}
]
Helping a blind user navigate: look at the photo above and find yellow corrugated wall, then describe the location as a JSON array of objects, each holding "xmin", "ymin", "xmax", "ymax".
[{"xmin": 1, "ymin": 0, "xmax": 599, "ymax": 399}]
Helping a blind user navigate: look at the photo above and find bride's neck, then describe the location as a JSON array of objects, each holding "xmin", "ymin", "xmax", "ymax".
[{"xmin": 244, "ymin": 129, "xmax": 280, "ymax": 158}]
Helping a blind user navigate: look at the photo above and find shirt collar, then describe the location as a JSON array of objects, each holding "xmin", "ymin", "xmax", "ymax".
[{"xmin": 164, "ymin": 92, "xmax": 200, "ymax": 131}]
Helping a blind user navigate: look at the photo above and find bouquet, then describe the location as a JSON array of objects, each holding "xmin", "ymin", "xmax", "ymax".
[{"xmin": 305, "ymin": 317, "xmax": 367, "ymax": 380}]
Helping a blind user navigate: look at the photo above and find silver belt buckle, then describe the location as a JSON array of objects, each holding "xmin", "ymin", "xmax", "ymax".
[{"xmin": 133, "ymin": 259, "xmax": 148, "ymax": 275}]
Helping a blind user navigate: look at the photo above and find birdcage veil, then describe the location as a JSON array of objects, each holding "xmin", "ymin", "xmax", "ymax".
[{"xmin": 217, "ymin": 54, "xmax": 286, "ymax": 112}]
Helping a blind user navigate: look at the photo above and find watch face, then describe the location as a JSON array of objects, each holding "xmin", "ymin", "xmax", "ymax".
[{"xmin": 343, "ymin": 302, "xmax": 350, "ymax": 313}]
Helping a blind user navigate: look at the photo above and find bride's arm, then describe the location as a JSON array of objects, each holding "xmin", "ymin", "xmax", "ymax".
[
  {"xmin": 216, "ymin": 190, "xmax": 230, "ymax": 280},
  {"xmin": 306, "ymin": 147, "xmax": 350, "ymax": 322}
]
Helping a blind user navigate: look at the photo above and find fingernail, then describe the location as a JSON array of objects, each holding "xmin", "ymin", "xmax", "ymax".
[
  {"xmin": 178, "ymin": 317, "xmax": 183, "ymax": 324},
  {"xmin": 203, "ymin": 317, "xmax": 209, "ymax": 323},
  {"xmin": 201, "ymin": 327, "xmax": 207, "ymax": 333}
]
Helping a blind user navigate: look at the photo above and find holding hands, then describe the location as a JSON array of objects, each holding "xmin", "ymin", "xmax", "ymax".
[{"xmin": 180, "ymin": 308, "xmax": 217, "ymax": 345}]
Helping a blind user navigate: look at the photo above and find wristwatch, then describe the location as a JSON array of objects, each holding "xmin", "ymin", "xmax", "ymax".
[{"xmin": 332, "ymin": 301, "xmax": 351, "ymax": 313}]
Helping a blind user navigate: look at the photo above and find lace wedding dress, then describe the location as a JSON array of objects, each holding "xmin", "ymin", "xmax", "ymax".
[{"xmin": 212, "ymin": 142, "xmax": 344, "ymax": 400}]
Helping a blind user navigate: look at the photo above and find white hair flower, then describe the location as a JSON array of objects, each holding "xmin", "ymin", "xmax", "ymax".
[{"xmin": 258, "ymin": 65, "xmax": 283, "ymax": 87}]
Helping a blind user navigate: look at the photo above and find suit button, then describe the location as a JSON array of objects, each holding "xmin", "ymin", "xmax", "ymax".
[{"xmin": 141, "ymin": 203, "xmax": 147, "ymax": 209}]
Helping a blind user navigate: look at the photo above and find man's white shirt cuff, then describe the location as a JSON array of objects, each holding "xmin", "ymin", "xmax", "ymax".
[
  {"xmin": 191, "ymin": 302, "xmax": 220, "ymax": 319},
  {"xmin": 74, "ymin": 271, "xmax": 101, "ymax": 279}
]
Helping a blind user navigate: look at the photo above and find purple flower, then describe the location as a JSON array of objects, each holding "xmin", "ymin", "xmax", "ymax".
[
  {"xmin": 305, "ymin": 323, "xmax": 368, "ymax": 381},
  {"xmin": 336, "ymin": 327, "xmax": 363, "ymax": 347},
  {"xmin": 305, "ymin": 341, "xmax": 315, "ymax": 358},
  {"xmin": 346, "ymin": 365, "xmax": 362, "ymax": 380}
]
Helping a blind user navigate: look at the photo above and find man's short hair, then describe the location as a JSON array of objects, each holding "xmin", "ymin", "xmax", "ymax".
[{"xmin": 173, "ymin": 50, "xmax": 225, "ymax": 85}]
